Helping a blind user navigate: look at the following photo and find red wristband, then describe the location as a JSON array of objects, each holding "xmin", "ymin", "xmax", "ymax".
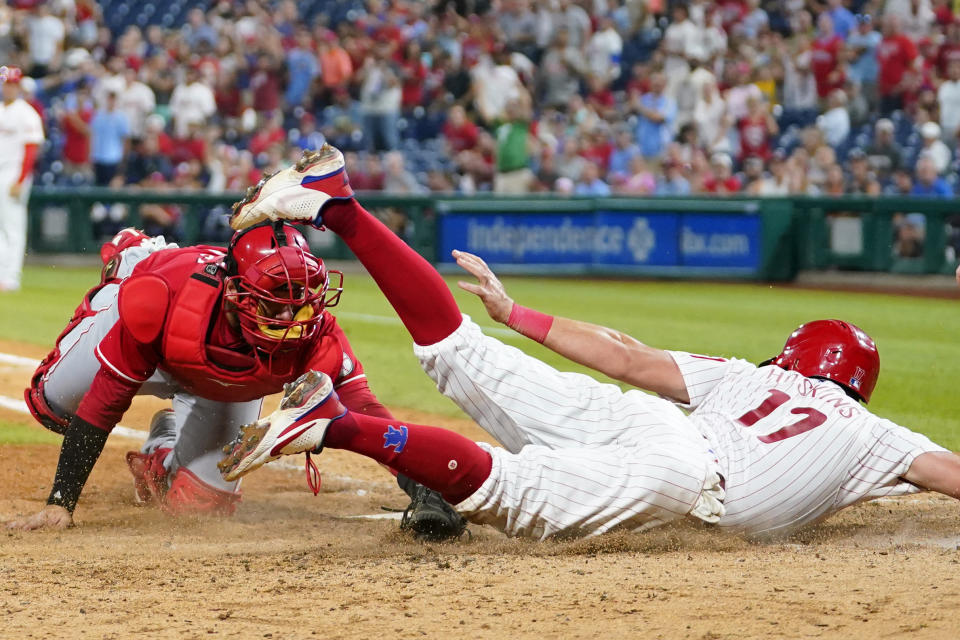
[{"xmin": 506, "ymin": 304, "xmax": 554, "ymax": 344}]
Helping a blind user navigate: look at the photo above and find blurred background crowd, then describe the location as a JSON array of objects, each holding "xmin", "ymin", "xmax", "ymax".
[{"xmin": 3, "ymin": 0, "xmax": 960, "ymax": 239}]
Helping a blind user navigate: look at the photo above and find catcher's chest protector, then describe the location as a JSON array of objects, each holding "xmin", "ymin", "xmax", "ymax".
[{"xmin": 160, "ymin": 262, "xmax": 307, "ymax": 402}]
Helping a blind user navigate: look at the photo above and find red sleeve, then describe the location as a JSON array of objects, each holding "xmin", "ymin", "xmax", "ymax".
[
  {"xmin": 18, "ymin": 143, "xmax": 38, "ymax": 184},
  {"xmin": 336, "ymin": 377, "xmax": 394, "ymax": 419},
  {"xmin": 76, "ymin": 317, "xmax": 162, "ymax": 430},
  {"xmin": 97, "ymin": 302, "xmax": 163, "ymax": 383},
  {"xmin": 75, "ymin": 366, "xmax": 141, "ymax": 430},
  {"xmin": 311, "ymin": 315, "xmax": 394, "ymax": 419}
]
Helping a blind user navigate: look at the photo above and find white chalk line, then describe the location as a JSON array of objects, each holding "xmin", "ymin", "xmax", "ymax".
[{"xmin": 0, "ymin": 353, "xmax": 40, "ymax": 367}]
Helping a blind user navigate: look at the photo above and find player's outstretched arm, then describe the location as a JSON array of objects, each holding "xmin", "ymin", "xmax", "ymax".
[
  {"xmin": 454, "ymin": 250, "xmax": 690, "ymax": 403},
  {"xmin": 6, "ymin": 505, "xmax": 73, "ymax": 531},
  {"xmin": 955, "ymin": 264, "xmax": 959, "ymax": 288},
  {"xmin": 902, "ymin": 451, "xmax": 960, "ymax": 499},
  {"xmin": 5, "ymin": 415, "xmax": 108, "ymax": 531}
]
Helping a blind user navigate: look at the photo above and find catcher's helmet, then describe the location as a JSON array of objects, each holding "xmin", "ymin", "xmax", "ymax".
[
  {"xmin": 224, "ymin": 221, "xmax": 342, "ymax": 353},
  {"xmin": 770, "ymin": 319, "xmax": 879, "ymax": 403}
]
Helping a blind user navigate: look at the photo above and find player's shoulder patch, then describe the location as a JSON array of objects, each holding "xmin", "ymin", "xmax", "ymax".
[
  {"xmin": 339, "ymin": 351, "xmax": 355, "ymax": 378},
  {"xmin": 118, "ymin": 274, "xmax": 170, "ymax": 343}
]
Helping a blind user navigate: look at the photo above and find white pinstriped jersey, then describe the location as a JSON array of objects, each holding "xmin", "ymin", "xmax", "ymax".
[
  {"xmin": 668, "ymin": 351, "xmax": 947, "ymax": 538},
  {"xmin": 0, "ymin": 98, "xmax": 44, "ymax": 184},
  {"xmin": 415, "ymin": 317, "xmax": 725, "ymax": 540}
]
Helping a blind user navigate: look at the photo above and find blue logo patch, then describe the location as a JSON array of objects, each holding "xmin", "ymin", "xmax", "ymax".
[{"xmin": 383, "ymin": 425, "xmax": 408, "ymax": 453}]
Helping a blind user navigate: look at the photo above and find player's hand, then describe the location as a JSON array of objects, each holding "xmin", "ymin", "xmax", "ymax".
[
  {"xmin": 956, "ymin": 264, "xmax": 960, "ymax": 288},
  {"xmin": 5, "ymin": 505, "xmax": 73, "ymax": 531},
  {"xmin": 453, "ymin": 250, "xmax": 513, "ymax": 323},
  {"xmin": 9, "ymin": 182, "xmax": 22, "ymax": 199}
]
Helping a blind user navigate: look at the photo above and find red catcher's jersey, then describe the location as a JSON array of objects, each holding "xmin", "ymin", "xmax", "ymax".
[{"xmin": 78, "ymin": 246, "xmax": 374, "ymax": 429}]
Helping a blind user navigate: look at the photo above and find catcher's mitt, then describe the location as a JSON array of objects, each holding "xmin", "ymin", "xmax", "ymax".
[{"xmin": 399, "ymin": 484, "xmax": 469, "ymax": 542}]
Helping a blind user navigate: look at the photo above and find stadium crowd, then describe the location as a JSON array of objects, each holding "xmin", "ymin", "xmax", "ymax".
[{"xmin": 3, "ymin": 0, "xmax": 960, "ymax": 241}]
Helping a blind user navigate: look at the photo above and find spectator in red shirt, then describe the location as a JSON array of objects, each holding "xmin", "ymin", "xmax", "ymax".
[
  {"xmin": 586, "ymin": 75, "xmax": 617, "ymax": 121},
  {"xmin": 170, "ymin": 120, "xmax": 207, "ymax": 165},
  {"xmin": 934, "ymin": 0, "xmax": 956, "ymax": 26},
  {"xmin": 917, "ymin": 38, "xmax": 939, "ymax": 76},
  {"xmin": 579, "ymin": 127, "xmax": 614, "ymax": 173},
  {"xmin": 935, "ymin": 21, "xmax": 960, "ymax": 79},
  {"xmin": 250, "ymin": 54, "xmax": 282, "ymax": 114},
  {"xmin": 702, "ymin": 152, "xmax": 742, "ymax": 194},
  {"xmin": 144, "ymin": 114, "xmax": 175, "ymax": 159},
  {"xmin": 248, "ymin": 111, "xmax": 286, "ymax": 158},
  {"xmin": 811, "ymin": 13, "xmax": 845, "ymax": 99},
  {"xmin": 344, "ymin": 152, "xmax": 385, "ymax": 191},
  {"xmin": 625, "ymin": 62, "xmax": 652, "ymax": 99},
  {"xmin": 137, "ymin": 171, "xmax": 183, "ymax": 240},
  {"xmin": 61, "ymin": 80, "xmax": 95, "ymax": 179},
  {"xmin": 736, "ymin": 95, "xmax": 778, "ymax": 164},
  {"xmin": 340, "ymin": 33, "xmax": 369, "ymax": 72},
  {"xmin": 397, "ymin": 40, "xmax": 428, "ymax": 111},
  {"xmin": 214, "ymin": 69, "xmax": 243, "ymax": 123},
  {"xmin": 717, "ymin": 0, "xmax": 747, "ymax": 33},
  {"xmin": 442, "ymin": 105, "xmax": 479, "ymax": 154},
  {"xmin": 877, "ymin": 13, "xmax": 919, "ymax": 115}
]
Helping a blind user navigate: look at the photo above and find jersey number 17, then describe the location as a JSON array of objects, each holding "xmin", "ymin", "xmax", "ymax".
[{"xmin": 737, "ymin": 390, "xmax": 827, "ymax": 443}]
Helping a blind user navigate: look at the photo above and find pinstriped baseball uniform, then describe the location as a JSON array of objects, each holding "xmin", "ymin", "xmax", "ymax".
[
  {"xmin": 414, "ymin": 316, "xmax": 726, "ymax": 540},
  {"xmin": 669, "ymin": 351, "xmax": 947, "ymax": 538}
]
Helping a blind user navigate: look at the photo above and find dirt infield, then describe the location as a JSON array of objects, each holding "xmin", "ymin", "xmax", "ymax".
[{"xmin": 2, "ymin": 339, "xmax": 960, "ymax": 640}]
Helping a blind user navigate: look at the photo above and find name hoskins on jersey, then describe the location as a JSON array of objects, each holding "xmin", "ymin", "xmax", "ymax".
[{"xmin": 669, "ymin": 351, "xmax": 946, "ymax": 537}]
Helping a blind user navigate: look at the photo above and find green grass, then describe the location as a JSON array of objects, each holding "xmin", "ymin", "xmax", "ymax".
[
  {"xmin": 0, "ymin": 420, "xmax": 61, "ymax": 445},
  {"xmin": 3, "ymin": 264, "xmax": 959, "ymax": 448},
  {"xmin": 0, "ymin": 265, "xmax": 101, "ymax": 344}
]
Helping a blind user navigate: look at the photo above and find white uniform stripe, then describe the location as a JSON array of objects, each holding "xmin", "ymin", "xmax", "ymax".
[
  {"xmin": 333, "ymin": 373, "xmax": 366, "ymax": 389},
  {"xmin": 95, "ymin": 343, "xmax": 148, "ymax": 384}
]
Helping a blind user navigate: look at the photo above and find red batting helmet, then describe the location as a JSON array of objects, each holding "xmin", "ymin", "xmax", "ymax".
[
  {"xmin": 0, "ymin": 66, "xmax": 22, "ymax": 84},
  {"xmin": 224, "ymin": 221, "xmax": 342, "ymax": 354},
  {"xmin": 771, "ymin": 320, "xmax": 879, "ymax": 403}
]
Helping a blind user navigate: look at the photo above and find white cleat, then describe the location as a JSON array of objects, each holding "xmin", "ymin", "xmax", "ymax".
[
  {"xmin": 229, "ymin": 144, "xmax": 354, "ymax": 231},
  {"xmin": 217, "ymin": 371, "xmax": 348, "ymax": 481}
]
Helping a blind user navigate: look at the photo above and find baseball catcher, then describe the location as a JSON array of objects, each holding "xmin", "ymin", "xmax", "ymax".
[{"xmin": 6, "ymin": 154, "xmax": 464, "ymax": 540}]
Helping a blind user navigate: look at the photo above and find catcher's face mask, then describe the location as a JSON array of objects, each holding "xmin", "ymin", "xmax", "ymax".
[{"xmin": 224, "ymin": 221, "xmax": 342, "ymax": 354}]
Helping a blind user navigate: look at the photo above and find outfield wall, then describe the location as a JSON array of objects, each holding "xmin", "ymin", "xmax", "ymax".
[{"xmin": 25, "ymin": 189, "xmax": 959, "ymax": 282}]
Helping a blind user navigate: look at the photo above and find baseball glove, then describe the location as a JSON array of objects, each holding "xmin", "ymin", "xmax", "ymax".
[{"xmin": 399, "ymin": 484, "xmax": 469, "ymax": 542}]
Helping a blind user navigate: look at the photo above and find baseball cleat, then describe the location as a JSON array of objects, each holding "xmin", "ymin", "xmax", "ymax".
[
  {"xmin": 229, "ymin": 144, "xmax": 354, "ymax": 231},
  {"xmin": 125, "ymin": 447, "xmax": 171, "ymax": 505},
  {"xmin": 217, "ymin": 371, "xmax": 347, "ymax": 481}
]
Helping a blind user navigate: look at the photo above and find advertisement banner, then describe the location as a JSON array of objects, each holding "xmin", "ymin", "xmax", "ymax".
[
  {"xmin": 438, "ymin": 210, "xmax": 761, "ymax": 273},
  {"xmin": 679, "ymin": 213, "xmax": 761, "ymax": 269}
]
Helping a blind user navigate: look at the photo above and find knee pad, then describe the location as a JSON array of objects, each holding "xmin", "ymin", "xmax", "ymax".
[
  {"xmin": 24, "ymin": 380, "xmax": 69, "ymax": 435},
  {"xmin": 162, "ymin": 468, "xmax": 242, "ymax": 517}
]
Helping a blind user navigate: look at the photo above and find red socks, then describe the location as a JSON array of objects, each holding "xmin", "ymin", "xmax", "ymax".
[
  {"xmin": 322, "ymin": 200, "xmax": 463, "ymax": 345},
  {"xmin": 323, "ymin": 411, "xmax": 492, "ymax": 505},
  {"xmin": 319, "ymin": 199, "xmax": 493, "ymax": 502}
]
